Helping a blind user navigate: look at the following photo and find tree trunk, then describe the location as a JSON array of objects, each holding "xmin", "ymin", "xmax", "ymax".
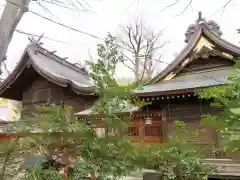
[
  {"xmin": 135, "ymin": 56, "xmax": 139, "ymax": 81},
  {"xmin": 0, "ymin": 0, "xmax": 31, "ymax": 71}
]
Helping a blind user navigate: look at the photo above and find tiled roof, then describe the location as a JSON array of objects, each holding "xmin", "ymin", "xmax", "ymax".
[
  {"xmin": 135, "ymin": 68, "xmax": 230, "ymax": 95},
  {"xmin": 0, "ymin": 44, "xmax": 95, "ymax": 97},
  {"xmin": 28, "ymin": 45, "xmax": 94, "ymax": 90}
]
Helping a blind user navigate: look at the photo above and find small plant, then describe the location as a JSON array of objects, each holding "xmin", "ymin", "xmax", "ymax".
[{"xmin": 145, "ymin": 121, "xmax": 212, "ymax": 180}]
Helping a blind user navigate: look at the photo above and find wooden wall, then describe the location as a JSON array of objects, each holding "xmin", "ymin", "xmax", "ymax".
[
  {"xmin": 156, "ymin": 96, "xmax": 240, "ymax": 160},
  {"xmin": 22, "ymin": 75, "xmax": 96, "ymax": 112},
  {"xmin": 163, "ymin": 97, "xmax": 218, "ymax": 158},
  {"xmin": 181, "ymin": 56, "xmax": 233, "ymax": 73}
]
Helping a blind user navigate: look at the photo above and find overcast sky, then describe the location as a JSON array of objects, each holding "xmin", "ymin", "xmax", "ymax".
[{"xmin": 1, "ymin": 0, "xmax": 240, "ymax": 79}]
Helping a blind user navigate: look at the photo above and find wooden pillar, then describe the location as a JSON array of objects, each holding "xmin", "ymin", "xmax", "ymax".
[
  {"xmin": 139, "ymin": 117, "xmax": 144, "ymax": 145},
  {"xmin": 161, "ymin": 108, "xmax": 168, "ymax": 142},
  {"xmin": 161, "ymin": 99, "xmax": 170, "ymax": 142}
]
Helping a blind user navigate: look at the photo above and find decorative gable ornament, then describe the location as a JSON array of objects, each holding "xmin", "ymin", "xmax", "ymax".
[{"xmin": 185, "ymin": 12, "xmax": 222, "ymax": 43}]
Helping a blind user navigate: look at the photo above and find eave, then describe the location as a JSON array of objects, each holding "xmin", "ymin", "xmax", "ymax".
[
  {"xmin": 135, "ymin": 67, "xmax": 229, "ymax": 97},
  {"xmin": 75, "ymin": 103, "xmax": 141, "ymax": 118}
]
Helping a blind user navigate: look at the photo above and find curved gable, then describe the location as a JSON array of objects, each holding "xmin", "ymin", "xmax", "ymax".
[{"xmin": 151, "ymin": 22, "xmax": 240, "ymax": 84}]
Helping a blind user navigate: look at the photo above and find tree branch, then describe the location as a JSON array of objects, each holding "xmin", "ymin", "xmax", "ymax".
[
  {"xmin": 213, "ymin": 0, "xmax": 232, "ymax": 15},
  {"xmin": 151, "ymin": 54, "xmax": 163, "ymax": 73},
  {"xmin": 122, "ymin": 53, "xmax": 135, "ymax": 66},
  {"xmin": 121, "ymin": 60, "xmax": 136, "ymax": 73},
  {"xmin": 178, "ymin": 0, "xmax": 193, "ymax": 15},
  {"xmin": 127, "ymin": 26, "xmax": 137, "ymax": 54},
  {"xmin": 160, "ymin": 0, "xmax": 180, "ymax": 12},
  {"xmin": 160, "ymin": 0, "xmax": 233, "ymax": 16},
  {"xmin": 124, "ymin": 0, "xmax": 139, "ymax": 12},
  {"xmin": 117, "ymin": 19, "xmax": 165, "ymax": 80}
]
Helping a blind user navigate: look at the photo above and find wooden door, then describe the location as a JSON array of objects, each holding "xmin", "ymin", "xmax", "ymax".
[
  {"xmin": 128, "ymin": 117, "xmax": 162, "ymax": 145},
  {"xmin": 141, "ymin": 117, "xmax": 162, "ymax": 145},
  {"xmin": 127, "ymin": 119, "xmax": 142, "ymax": 143}
]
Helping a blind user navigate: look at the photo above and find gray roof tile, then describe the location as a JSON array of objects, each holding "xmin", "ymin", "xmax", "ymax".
[
  {"xmin": 27, "ymin": 45, "xmax": 94, "ymax": 88},
  {"xmin": 136, "ymin": 68, "xmax": 230, "ymax": 94}
]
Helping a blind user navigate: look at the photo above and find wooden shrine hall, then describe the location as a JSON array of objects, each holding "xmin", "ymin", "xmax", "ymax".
[
  {"xmin": 76, "ymin": 13, "xmax": 240, "ymax": 178},
  {"xmin": 0, "ymin": 43, "xmax": 97, "ymax": 108},
  {"xmin": 76, "ymin": 12, "xmax": 240, "ymax": 151},
  {"xmin": 0, "ymin": 42, "xmax": 97, "ymax": 140},
  {"xmin": 0, "ymin": 12, "xmax": 240, "ymax": 178}
]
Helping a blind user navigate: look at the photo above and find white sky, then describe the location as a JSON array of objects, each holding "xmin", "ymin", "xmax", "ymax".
[{"xmin": 1, "ymin": 0, "xmax": 240, "ymax": 79}]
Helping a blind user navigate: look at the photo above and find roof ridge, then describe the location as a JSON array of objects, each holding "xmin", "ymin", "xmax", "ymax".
[{"xmin": 29, "ymin": 44, "xmax": 88, "ymax": 75}]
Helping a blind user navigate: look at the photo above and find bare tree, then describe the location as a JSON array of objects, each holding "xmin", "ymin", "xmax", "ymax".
[{"xmin": 117, "ymin": 19, "xmax": 165, "ymax": 81}]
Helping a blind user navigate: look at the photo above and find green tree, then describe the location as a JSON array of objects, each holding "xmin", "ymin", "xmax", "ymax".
[
  {"xmin": 69, "ymin": 33, "xmax": 145, "ymax": 180},
  {"xmin": 0, "ymin": 33, "xmax": 146, "ymax": 180},
  {"xmin": 199, "ymin": 60, "xmax": 240, "ymax": 153},
  {"xmin": 0, "ymin": 33, "xmax": 211, "ymax": 180}
]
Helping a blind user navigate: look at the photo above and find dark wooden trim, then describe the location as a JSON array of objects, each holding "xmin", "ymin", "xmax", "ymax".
[
  {"xmin": 135, "ymin": 89, "xmax": 197, "ymax": 97},
  {"xmin": 76, "ymin": 110, "xmax": 162, "ymax": 119}
]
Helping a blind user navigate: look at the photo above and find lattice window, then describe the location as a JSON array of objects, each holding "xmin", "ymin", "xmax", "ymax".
[
  {"xmin": 34, "ymin": 89, "xmax": 51, "ymax": 102},
  {"xmin": 106, "ymin": 128, "xmax": 114, "ymax": 136},
  {"xmin": 144, "ymin": 126, "xmax": 161, "ymax": 136},
  {"xmin": 127, "ymin": 127, "xmax": 139, "ymax": 136},
  {"xmin": 23, "ymin": 90, "xmax": 34, "ymax": 103}
]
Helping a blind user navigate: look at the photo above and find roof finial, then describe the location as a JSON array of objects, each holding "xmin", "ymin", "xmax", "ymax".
[
  {"xmin": 198, "ymin": 11, "xmax": 202, "ymax": 21},
  {"xmin": 196, "ymin": 11, "xmax": 205, "ymax": 24},
  {"xmin": 185, "ymin": 11, "xmax": 222, "ymax": 43}
]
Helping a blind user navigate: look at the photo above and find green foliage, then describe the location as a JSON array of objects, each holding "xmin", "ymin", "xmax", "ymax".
[
  {"xmin": 72, "ymin": 32, "xmax": 145, "ymax": 179},
  {"xmin": 0, "ymin": 104, "xmax": 85, "ymax": 180},
  {"xmin": 0, "ymin": 139, "xmax": 23, "ymax": 180},
  {"xmin": 24, "ymin": 165, "xmax": 63, "ymax": 180},
  {"xmin": 145, "ymin": 120, "xmax": 212, "ymax": 180},
  {"xmin": 199, "ymin": 59, "xmax": 240, "ymax": 152},
  {"xmin": 0, "ymin": 33, "xmax": 145, "ymax": 180},
  {"xmin": 0, "ymin": 33, "xmax": 211, "ymax": 180}
]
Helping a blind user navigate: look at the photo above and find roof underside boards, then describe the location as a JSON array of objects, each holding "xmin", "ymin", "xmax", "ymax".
[
  {"xmin": 27, "ymin": 45, "xmax": 95, "ymax": 93},
  {"xmin": 150, "ymin": 22, "xmax": 240, "ymax": 84},
  {"xmin": 135, "ymin": 67, "xmax": 231, "ymax": 96}
]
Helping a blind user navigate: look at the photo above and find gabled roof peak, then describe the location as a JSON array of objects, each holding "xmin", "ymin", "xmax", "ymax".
[
  {"xmin": 185, "ymin": 12, "xmax": 222, "ymax": 43},
  {"xmin": 150, "ymin": 13, "xmax": 240, "ymax": 84}
]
